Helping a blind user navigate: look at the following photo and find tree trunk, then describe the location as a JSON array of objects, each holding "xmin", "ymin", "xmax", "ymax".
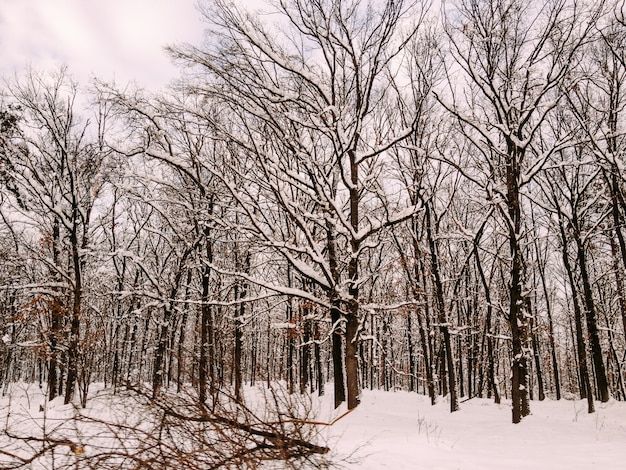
[
  {"xmin": 152, "ymin": 304, "xmax": 172, "ymax": 398},
  {"xmin": 176, "ymin": 270, "xmax": 193, "ymax": 393},
  {"xmin": 609, "ymin": 227, "xmax": 626, "ymax": 350},
  {"xmin": 300, "ymin": 315, "xmax": 311, "ymax": 395},
  {"xmin": 506, "ymin": 146, "xmax": 530, "ymax": 424},
  {"xmin": 330, "ymin": 300, "xmax": 345, "ymax": 408},
  {"xmin": 424, "ymin": 202, "xmax": 458, "ymax": 412},
  {"xmin": 199, "ymin": 265, "xmax": 214, "ymax": 403},
  {"xmin": 530, "ymin": 314, "xmax": 545, "ymax": 401},
  {"xmin": 314, "ymin": 321, "xmax": 324, "ymax": 396},
  {"xmin": 540, "ymin": 256, "xmax": 561, "ymax": 400},
  {"xmin": 576, "ymin": 236, "xmax": 610, "ymax": 403},
  {"xmin": 47, "ymin": 311, "xmax": 60, "ymax": 402},
  {"xmin": 64, "ymin": 216, "xmax": 83, "ymax": 405},
  {"xmin": 125, "ymin": 304, "xmax": 139, "ymax": 383},
  {"xmin": 327, "ymin": 221, "xmax": 345, "ymax": 408},
  {"xmin": 287, "ymin": 296, "xmax": 295, "ymax": 395},
  {"xmin": 406, "ymin": 312, "xmax": 417, "ymax": 392},
  {"xmin": 233, "ymin": 251, "xmax": 249, "ymax": 403},
  {"xmin": 606, "ymin": 317, "xmax": 626, "ymax": 400},
  {"xmin": 558, "ymin": 212, "xmax": 594, "ymax": 412},
  {"xmin": 234, "ymin": 309, "xmax": 244, "ymax": 401},
  {"xmin": 47, "ymin": 218, "xmax": 62, "ymax": 402},
  {"xmin": 346, "ymin": 149, "xmax": 361, "ymax": 410},
  {"xmin": 233, "ymin": 291, "xmax": 244, "ymax": 403}
]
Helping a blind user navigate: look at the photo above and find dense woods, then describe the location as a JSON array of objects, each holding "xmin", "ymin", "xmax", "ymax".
[{"xmin": 1, "ymin": 0, "xmax": 625, "ymax": 426}]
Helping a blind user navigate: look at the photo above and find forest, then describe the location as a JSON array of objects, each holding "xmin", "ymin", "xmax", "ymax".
[{"xmin": 0, "ymin": 1, "xmax": 625, "ymax": 463}]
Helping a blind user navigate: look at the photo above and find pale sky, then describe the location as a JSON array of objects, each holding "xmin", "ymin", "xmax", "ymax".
[{"xmin": 0, "ymin": 0, "xmax": 207, "ymax": 90}]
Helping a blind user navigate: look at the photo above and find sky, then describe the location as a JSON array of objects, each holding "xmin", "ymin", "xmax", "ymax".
[{"xmin": 0, "ymin": 0, "xmax": 207, "ymax": 90}]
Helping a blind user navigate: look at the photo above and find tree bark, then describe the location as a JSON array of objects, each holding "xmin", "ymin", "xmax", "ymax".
[
  {"xmin": 557, "ymin": 209, "xmax": 594, "ymax": 412},
  {"xmin": 576, "ymin": 235, "xmax": 610, "ymax": 403},
  {"xmin": 424, "ymin": 202, "xmax": 458, "ymax": 412},
  {"xmin": 344, "ymin": 148, "xmax": 362, "ymax": 411},
  {"xmin": 199, "ymin": 222, "xmax": 215, "ymax": 403}
]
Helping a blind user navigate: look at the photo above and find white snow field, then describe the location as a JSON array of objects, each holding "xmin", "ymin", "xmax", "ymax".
[
  {"xmin": 1, "ymin": 384, "xmax": 625, "ymax": 469},
  {"xmin": 327, "ymin": 390, "xmax": 626, "ymax": 470}
]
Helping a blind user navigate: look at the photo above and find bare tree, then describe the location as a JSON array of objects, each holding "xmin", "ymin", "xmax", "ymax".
[
  {"xmin": 168, "ymin": 0, "xmax": 429, "ymax": 410},
  {"xmin": 438, "ymin": 0, "xmax": 602, "ymax": 422},
  {"xmin": 0, "ymin": 68, "xmax": 111, "ymax": 405},
  {"xmin": 567, "ymin": 16, "xmax": 626, "ymax": 395}
]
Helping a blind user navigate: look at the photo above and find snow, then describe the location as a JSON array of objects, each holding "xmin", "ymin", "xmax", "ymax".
[
  {"xmin": 1, "ymin": 385, "xmax": 625, "ymax": 469},
  {"xmin": 327, "ymin": 390, "xmax": 626, "ymax": 470}
]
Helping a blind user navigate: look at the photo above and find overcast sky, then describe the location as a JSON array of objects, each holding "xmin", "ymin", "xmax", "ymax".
[{"xmin": 0, "ymin": 0, "xmax": 207, "ymax": 90}]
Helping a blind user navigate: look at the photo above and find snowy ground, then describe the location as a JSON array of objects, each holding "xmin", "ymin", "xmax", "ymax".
[
  {"xmin": 324, "ymin": 390, "xmax": 626, "ymax": 470},
  {"xmin": 1, "ymin": 385, "xmax": 625, "ymax": 469}
]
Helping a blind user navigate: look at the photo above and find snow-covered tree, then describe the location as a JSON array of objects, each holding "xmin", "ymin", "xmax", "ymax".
[
  {"xmin": 438, "ymin": 0, "xmax": 603, "ymax": 422},
  {"xmin": 0, "ymin": 68, "xmax": 112, "ymax": 405}
]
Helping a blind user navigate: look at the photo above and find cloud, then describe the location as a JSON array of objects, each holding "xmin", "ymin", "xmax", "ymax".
[{"xmin": 0, "ymin": 0, "xmax": 205, "ymax": 90}]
